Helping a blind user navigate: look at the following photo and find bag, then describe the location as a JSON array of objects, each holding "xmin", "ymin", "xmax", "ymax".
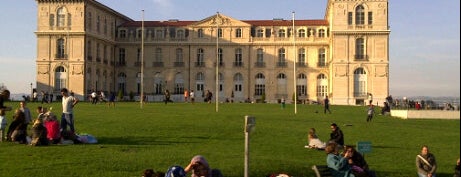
[{"xmin": 165, "ymin": 166, "xmax": 186, "ymax": 177}]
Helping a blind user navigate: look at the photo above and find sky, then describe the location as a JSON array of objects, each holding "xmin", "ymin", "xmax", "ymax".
[{"xmin": 0, "ymin": 0, "xmax": 459, "ymax": 98}]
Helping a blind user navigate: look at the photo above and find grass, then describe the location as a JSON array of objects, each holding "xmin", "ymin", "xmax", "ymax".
[{"xmin": 0, "ymin": 101, "xmax": 459, "ymax": 177}]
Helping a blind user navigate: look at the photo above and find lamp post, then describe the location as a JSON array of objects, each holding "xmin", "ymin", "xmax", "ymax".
[{"xmin": 30, "ymin": 83, "xmax": 33, "ymax": 102}]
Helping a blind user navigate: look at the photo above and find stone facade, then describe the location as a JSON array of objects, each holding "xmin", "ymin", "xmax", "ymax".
[{"xmin": 35, "ymin": 0, "xmax": 390, "ymax": 104}]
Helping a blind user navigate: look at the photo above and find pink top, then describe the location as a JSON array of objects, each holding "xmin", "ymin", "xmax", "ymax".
[{"xmin": 45, "ymin": 120, "xmax": 60, "ymax": 140}]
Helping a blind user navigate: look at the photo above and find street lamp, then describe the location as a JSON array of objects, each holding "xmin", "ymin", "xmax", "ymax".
[{"xmin": 30, "ymin": 83, "xmax": 33, "ymax": 101}]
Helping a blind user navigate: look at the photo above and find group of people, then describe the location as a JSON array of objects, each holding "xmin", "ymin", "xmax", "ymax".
[
  {"xmin": 142, "ymin": 155, "xmax": 222, "ymax": 177},
  {"xmin": 0, "ymin": 88, "xmax": 80, "ymax": 145},
  {"xmin": 304, "ymin": 122, "xmax": 460, "ymax": 177}
]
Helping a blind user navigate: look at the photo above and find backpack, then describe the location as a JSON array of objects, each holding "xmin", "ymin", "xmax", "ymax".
[{"xmin": 165, "ymin": 165, "xmax": 186, "ymax": 177}]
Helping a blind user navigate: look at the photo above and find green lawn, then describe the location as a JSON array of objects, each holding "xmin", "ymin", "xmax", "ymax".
[{"xmin": 0, "ymin": 102, "xmax": 459, "ymax": 177}]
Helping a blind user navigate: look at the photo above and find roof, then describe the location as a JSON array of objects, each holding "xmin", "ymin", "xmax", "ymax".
[{"xmin": 119, "ymin": 19, "xmax": 328, "ymax": 28}]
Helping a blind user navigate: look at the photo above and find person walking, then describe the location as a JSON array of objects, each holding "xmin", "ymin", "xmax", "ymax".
[
  {"xmin": 366, "ymin": 101, "xmax": 375, "ymax": 122},
  {"xmin": 324, "ymin": 96, "xmax": 332, "ymax": 114},
  {"xmin": 60, "ymin": 88, "xmax": 79, "ymax": 134},
  {"xmin": 190, "ymin": 90, "xmax": 195, "ymax": 104}
]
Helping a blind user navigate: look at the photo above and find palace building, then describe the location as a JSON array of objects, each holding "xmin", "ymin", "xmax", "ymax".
[{"xmin": 35, "ymin": 0, "xmax": 390, "ymax": 105}]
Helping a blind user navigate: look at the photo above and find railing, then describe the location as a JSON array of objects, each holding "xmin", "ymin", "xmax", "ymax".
[
  {"xmin": 214, "ymin": 62, "xmax": 225, "ymax": 67},
  {"xmin": 152, "ymin": 62, "xmax": 164, "ymax": 67},
  {"xmin": 87, "ymin": 56, "xmax": 93, "ymax": 61},
  {"xmin": 254, "ymin": 62, "xmax": 266, "ymax": 68},
  {"xmin": 233, "ymin": 62, "xmax": 243, "ymax": 67},
  {"xmin": 353, "ymin": 92, "xmax": 368, "ymax": 97},
  {"xmin": 55, "ymin": 54, "xmax": 68, "ymax": 60},
  {"xmin": 174, "ymin": 62, "xmax": 184, "ymax": 67},
  {"xmin": 354, "ymin": 55, "xmax": 369, "ymax": 61},
  {"xmin": 277, "ymin": 62, "xmax": 288, "ymax": 67},
  {"xmin": 317, "ymin": 62, "xmax": 327, "ymax": 67},
  {"xmin": 296, "ymin": 62, "xmax": 307, "ymax": 67},
  {"xmin": 195, "ymin": 62, "xmax": 205, "ymax": 67}
]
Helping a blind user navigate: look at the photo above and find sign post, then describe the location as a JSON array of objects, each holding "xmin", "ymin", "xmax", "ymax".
[
  {"xmin": 244, "ymin": 116, "xmax": 255, "ymax": 177},
  {"xmin": 357, "ymin": 141, "xmax": 372, "ymax": 158}
]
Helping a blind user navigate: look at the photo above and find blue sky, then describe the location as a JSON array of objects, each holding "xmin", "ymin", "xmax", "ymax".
[{"xmin": 0, "ymin": 0, "xmax": 459, "ymax": 98}]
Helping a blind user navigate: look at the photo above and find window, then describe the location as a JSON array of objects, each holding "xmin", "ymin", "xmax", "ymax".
[
  {"xmin": 49, "ymin": 14, "xmax": 55, "ymax": 27},
  {"xmin": 96, "ymin": 16, "xmax": 100, "ymax": 33},
  {"xmin": 155, "ymin": 29, "xmax": 164, "ymax": 39},
  {"xmin": 57, "ymin": 7, "xmax": 66, "ymax": 27},
  {"xmin": 255, "ymin": 73, "xmax": 265, "ymax": 96},
  {"xmin": 278, "ymin": 48, "xmax": 286, "ymax": 67},
  {"xmin": 256, "ymin": 29, "xmax": 264, "ymax": 37},
  {"xmin": 235, "ymin": 48, "xmax": 243, "ymax": 67},
  {"xmin": 265, "ymin": 28, "xmax": 272, "ymax": 38},
  {"xmin": 318, "ymin": 29, "xmax": 325, "ymax": 38},
  {"xmin": 155, "ymin": 48, "xmax": 162, "ymax": 62},
  {"xmin": 278, "ymin": 29, "xmax": 286, "ymax": 38},
  {"xmin": 355, "ymin": 5, "xmax": 365, "ymax": 25},
  {"xmin": 197, "ymin": 28, "xmax": 204, "ymax": 38},
  {"xmin": 218, "ymin": 28, "xmax": 223, "ymax": 38},
  {"xmin": 235, "ymin": 28, "xmax": 242, "ymax": 38},
  {"xmin": 174, "ymin": 73, "xmax": 185, "ymax": 94},
  {"xmin": 117, "ymin": 72, "xmax": 126, "ymax": 94},
  {"xmin": 177, "ymin": 30, "xmax": 185, "ymax": 39},
  {"xmin": 120, "ymin": 30, "xmax": 126, "ymax": 38},
  {"xmin": 277, "ymin": 73, "xmax": 287, "ymax": 97},
  {"xmin": 57, "ymin": 38, "xmax": 66, "ymax": 58},
  {"xmin": 368, "ymin": 12, "xmax": 373, "ymax": 25},
  {"xmin": 256, "ymin": 48, "xmax": 264, "ymax": 64},
  {"xmin": 54, "ymin": 66, "xmax": 67, "ymax": 91},
  {"xmin": 354, "ymin": 68, "xmax": 367, "ymax": 97},
  {"xmin": 298, "ymin": 29, "xmax": 306, "ymax": 38},
  {"xmin": 297, "ymin": 73, "xmax": 307, "ymax": 96},
  {"xmin": 298, "ymin": 48, "xmax": 306, "ymax": 65},
  {"xmin": 96, "ymin": 43, "xmax": 100, "ymax": 62},
  {"xmin": 196, "ymin": 48, "xmax": 204, "ymax": 66},
  {"xmin": 196, "ymin": 72, "xmax": 205, "ymax": 92},
  {"xmin": 118, "ymin": 48, "xmax": 126, "ymax": 65},
  {"xmin": 355, "ymin": 38, "xmax": 365, "ymax": 59},
  {"xmin": 104, "ymin": 18, "xmax": 107, "ymax": 35},
  {"xmin": 87, "ymin": 41, "xmax": 92, "ymax": 60},
  {"xmin": 318, "ymin": 48, "xmax": 326, "ymax": 67},
  {"xmin": 176, "ymin": 48, "xmax": 183, "ymax": 63},
  {"xmin": 154, "ymin": 73, "xmax": 163, "ymax": 95},
  {"xmin": 87, "ymin": 12, "xmax": 92, "ymax": 31},
  {"xmin": 348, "ymin": 12, "xmax": 353, "ymax": 25},
  {"xmin": 218, "ymin": 48, "xmax": 223, "ymax": 66},
  {"xmin": 316, "ymin": 74, "xmax": 328, "ymax": 97},
  {"xmin": 234, "ymin": 73, "xmax": 243, "ymax": 92}
]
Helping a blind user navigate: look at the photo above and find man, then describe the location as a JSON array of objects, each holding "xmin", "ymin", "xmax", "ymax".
[
  {"xmin": 324, "ymin": 96, "xmax": 331, "ymax": 114},
  {"xmin": 60, "ymin": 88, "xmax": 79, "ymax": 133},
  {"xmin": 0, "ymin": 89, "xmax": 12, "ymax": 111},
  {"xmin": 329, "ymin": 123, "xmax": 344, "ymax": 146},
  {"xmin": 19, "ymin": 101, "xmax": 32, "ymax": 125},
  {"xmin": 416, "ymin": 145, "xmax": 437, "ymax": 177}
]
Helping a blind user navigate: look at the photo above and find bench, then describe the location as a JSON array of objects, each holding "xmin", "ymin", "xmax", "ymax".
[{"xmin": 312, "ymin": 165, "xmax": 333, "ymax": 177}]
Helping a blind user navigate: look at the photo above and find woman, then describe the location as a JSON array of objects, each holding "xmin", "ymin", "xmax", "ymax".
[
  {"xmin": 325, "ymin": 142, "xmax": 355, "ymax": 177},
  {"xmin": 6, "ymin": 109, "xmax": 28, "ymax": 143},
  {"xmin": 416, "ymin": 145, "xmax": 437, "ymax": 177},
  {"xmin": 344, "ymin": 146, "xmax": 374, "ymax": 177},
  {"xmin": 306, "ymin": 128, "xmax": 326, "ymax": 150},
  {"xmin": 185, "ymin": 155, "xmax": 222, "ymax": 177}
]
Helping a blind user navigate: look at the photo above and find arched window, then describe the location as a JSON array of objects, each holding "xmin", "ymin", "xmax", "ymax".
[
  {"xmin": 318, "ymin": 29, "xmax": 325, "ymax": 37},
  {"xmin": 278, "ymin": 29, "xmax": 286, "ymax": 38},
  {"xmin": 174, "ymin": 73, "xmax": 184, "ymax": 94},
  {"xmin": 255, "ymin": 73, "xmax": 265, "ymax": 96},
  {"xmin": 54, "ymin": 66, "xmax": 67, "ymax": 91},
  {"xmin": 355, "ymin": 5, "xmax": 365, "ymax": 25},
  {"xmin": 256, "ymin": 29, "xmax": 264, "ymax": 37},
  {"xmin": 354, "ymin": 68, "xmax": 367, "ymax": 97},
  {"xmin": 277, "ymin": 73, "xmax": 287, "ymax": 98},
  {"xmin": 298, "ymin": 29, "xmax": 306, "ymax": 38},
  {"xmin": 57, "ymin": 7, "xmax": 67, "ymax": 27},
  {"xmin": 316, "ymin": 74, "xmax": 328, "ymax": 97},
  {"xmin": 153, "ymin": 73, "xmax": 164, "ymax": 95},
  {"xmin": 297, "ymin": 73, "xmax": 307, "ymax": 96},
  {"xmin": 197, "ymin": 28, "xmax": 204, "ymax": 38}
]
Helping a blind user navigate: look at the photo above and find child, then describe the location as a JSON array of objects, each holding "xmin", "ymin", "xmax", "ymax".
[
  {"xmin": 366, "ymin": 101, "xmax": 375, "ymax": 122},
  {"xmin": 44, "ymin": 113, "xmax": 60, "ymax": 144},
  {"xmin": 0, "ymin": 109, "xmax": 7, "ymax": 142}
]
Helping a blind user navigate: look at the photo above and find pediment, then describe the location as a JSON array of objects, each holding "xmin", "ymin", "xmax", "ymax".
[{"xmin": 190, "ymin": 13, "xmax": 251, "ymax": 28}]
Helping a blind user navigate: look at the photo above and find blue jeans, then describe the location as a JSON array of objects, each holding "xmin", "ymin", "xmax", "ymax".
[{"xmin": 61, "ymin": 113, "xmax": 75, "ymax": 133}]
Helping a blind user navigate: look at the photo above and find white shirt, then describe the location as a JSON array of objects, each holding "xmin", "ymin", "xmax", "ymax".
[{"xmin": 62, "ymin": 96, "xmax": 76, "ymax": 114}]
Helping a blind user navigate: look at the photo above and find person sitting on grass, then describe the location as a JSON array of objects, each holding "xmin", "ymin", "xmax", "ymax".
[
  {"xmin": 185, "ymin": 155, "xmax": 223, "ymax": 177},
  {"xmin": 325, "ymin": 142, "xmax": 355, "ymax": 177},
  {"xmin": 305, "ymin": 128, "xmax": 326, "ymax": 150},
  {"xmin": 30, "ymin": 118, "xmax": 49, "ymax": 146}
]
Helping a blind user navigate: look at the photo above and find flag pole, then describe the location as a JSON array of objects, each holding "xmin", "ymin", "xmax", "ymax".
[
  {"xmin": 292, "ymin": 11, "xmax": 297, "ymax": 114},
  {"xmin": 215, "ymin": 12, "xmax": 219, "ymax": 112},
  {"xmin": 140, "ymin": 10, "xmax": 145, "ymax": 109}
]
